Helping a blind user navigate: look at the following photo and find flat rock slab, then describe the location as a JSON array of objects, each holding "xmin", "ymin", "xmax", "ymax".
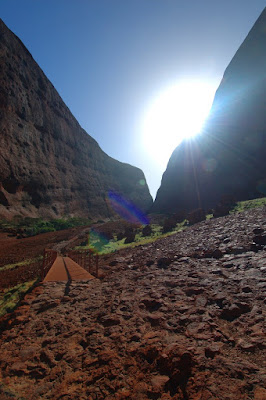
[{"xmin": 43, "ymin": 256, "xmax": 95, "ymax": 282}]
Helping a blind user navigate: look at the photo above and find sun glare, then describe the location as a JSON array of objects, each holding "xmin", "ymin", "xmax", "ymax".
[{"xmin": 141, "ymin": 80, "xmax": 216, "ymax": 167}]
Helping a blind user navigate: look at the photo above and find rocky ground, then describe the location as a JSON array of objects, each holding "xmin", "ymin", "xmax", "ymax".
[{"xmin": 0, "ymin": 207, "xmax": 265, "ymax": 399}]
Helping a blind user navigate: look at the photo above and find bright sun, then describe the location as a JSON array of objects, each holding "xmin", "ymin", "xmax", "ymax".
[{"xmin": 141, "ymin": 80, "xmax": 216, "ymax": 167}]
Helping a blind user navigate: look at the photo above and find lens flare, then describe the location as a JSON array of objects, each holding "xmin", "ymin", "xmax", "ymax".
[
  {"xmin": 202, "ymin": 158, "xmax": 217, "ymax": 173},
  {"xmin": 89, "ymin": 228, "xmax": 110, "ymax": 253},
  {"xmin": 108, "ymin": 190, "xmax": 149, "ymax": 225},
  {"xmin": 257, "ymin": 180, "xmax": 266, "ymax": 195}
]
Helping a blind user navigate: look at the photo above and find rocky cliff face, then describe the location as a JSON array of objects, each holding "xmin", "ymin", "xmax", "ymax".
[
  {"xmin": 153, "ymin": 8, "xmax": 266, "ymax": 214},
  {"xmin": 0, "ymin": 19, "xmax": 152, "ymax": 220}
]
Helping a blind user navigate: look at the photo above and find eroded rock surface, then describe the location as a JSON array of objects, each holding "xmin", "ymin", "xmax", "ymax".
[
  {"xmin": 0, "ymin": 207, "xmax": 265, "ymax": 399},
  {"xmin": 0, "ymin": 19, "xmax": 152, "ymax": 220}
]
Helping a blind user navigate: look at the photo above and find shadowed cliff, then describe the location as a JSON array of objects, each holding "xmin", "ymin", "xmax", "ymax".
[
  {"xmin": 0, "ymin": 19, "xmax": 152, "ymax": 220},
  {"xmin": 153, "ymin": 8, "xmax": 266, "ymax": 214}
]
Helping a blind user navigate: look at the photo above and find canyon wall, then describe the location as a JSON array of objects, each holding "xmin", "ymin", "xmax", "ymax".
[
  {"xmin": 0, "ymin": 19, "xmax": 152, "ymax": 220},
  {"xmin": 153, "ymin": 8, "xmax": 266, "ymax": 214}
]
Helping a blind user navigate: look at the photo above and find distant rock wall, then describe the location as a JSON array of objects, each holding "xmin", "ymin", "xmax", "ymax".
[
  {"xmin": 0, "ymin": 19, "xmax": 152, "ymax": 220},
  {"xmin": 153, "ymin": 8, "xmax": 266, "ymax": 214}
]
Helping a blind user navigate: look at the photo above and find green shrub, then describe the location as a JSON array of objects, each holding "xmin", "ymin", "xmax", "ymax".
[
  {"xmin": 2, "ymin": 216, "xmax": 91, "ymax": 237},
  {"xmin": 142, "ymin": 225, "xmax": 152, "ymax": 236},
  {"xmin": 187, "ymin": 208, "xmax": 206, "ymax": 225},
  {"xmin": 162, "ymin": 216, "xmax": 177, "ymax": 233}
]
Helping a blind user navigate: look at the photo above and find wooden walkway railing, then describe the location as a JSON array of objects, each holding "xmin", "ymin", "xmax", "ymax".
[
  {"xmin": 41, "ymin": 249, "xmax": 58, "ymax": 280},
  {"xmin": 67, "ymin": 249, "xmax": 99, "ymax": 278}
]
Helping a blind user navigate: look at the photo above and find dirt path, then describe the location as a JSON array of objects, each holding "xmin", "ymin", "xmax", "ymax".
[{"xmin": 51, "ymin": 227, "xmax": 89, "ymax": 253}]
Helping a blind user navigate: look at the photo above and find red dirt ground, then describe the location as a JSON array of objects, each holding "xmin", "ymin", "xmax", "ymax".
[{"xmin": 0, "ymin": 207, "xmax": 265, "ymax": 399}]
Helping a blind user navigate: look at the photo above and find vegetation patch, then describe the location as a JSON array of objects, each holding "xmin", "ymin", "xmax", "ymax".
[
  {"xmin": 78, "ymin": 197, "xmax": 266, "ymax": 255},
  {"xmin": 0, "ymin": 256, "xmax": 43, "ymax": 272},
  {"xmin": 0, "ymin": 279, "xmax": 38, "ymax": 317},
  {"xmin": 0, "ymin": 216, "xmax": 91, "ymax": 237},
  {"xmin": 78, "ymin": 220, "xmax": 187, "ymax": 255},
  {"xmin": 231, "ymin": 197, "xmax": 266, "ymax": 213}
]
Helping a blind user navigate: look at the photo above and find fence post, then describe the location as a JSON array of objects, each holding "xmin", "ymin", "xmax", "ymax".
[
  {"xmin": 89, "ymin": 250, "xmax": 92, "ymax": 274},
  {"xmin": 85, "ymin": 251, "xmax": 88, "ymax": 271},
  {"xmin": 41, "ymin": 249, "xmax": 58, "ymax": 281},
  {"xmin": 96, "ymin": 254, "xmax": 99, "ymax": 278},
  {"xmin": 41, "ymin": 249, "xmax": 46, "ymax": 281}
]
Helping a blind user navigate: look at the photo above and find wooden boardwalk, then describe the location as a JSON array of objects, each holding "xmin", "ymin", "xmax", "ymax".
[{"xmin": 43, "ymin": 256, "xmax": 95, "ymax": 282}]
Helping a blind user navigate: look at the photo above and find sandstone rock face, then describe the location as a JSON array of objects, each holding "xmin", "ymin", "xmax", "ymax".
[
  {"xmin": 153, "ymin": 8, "xmax": 266, "ymax": 214},
  {"xmin": 0, "ymin": 206, "xmax": 265, "ymax": 399},
  {"xmin": 0, "ymin": 19, "xmax": 152, "ymax": 220}
]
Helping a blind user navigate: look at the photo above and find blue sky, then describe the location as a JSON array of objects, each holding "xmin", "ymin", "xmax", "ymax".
[{"xmin": 1, "ymin": 1, "xmax": 265, "ymax": 198}]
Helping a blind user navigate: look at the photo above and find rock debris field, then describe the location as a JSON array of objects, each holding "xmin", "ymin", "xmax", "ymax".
[{"xmin": 0, "ymin": 207, "xmax": 266, "ymax": 400}]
